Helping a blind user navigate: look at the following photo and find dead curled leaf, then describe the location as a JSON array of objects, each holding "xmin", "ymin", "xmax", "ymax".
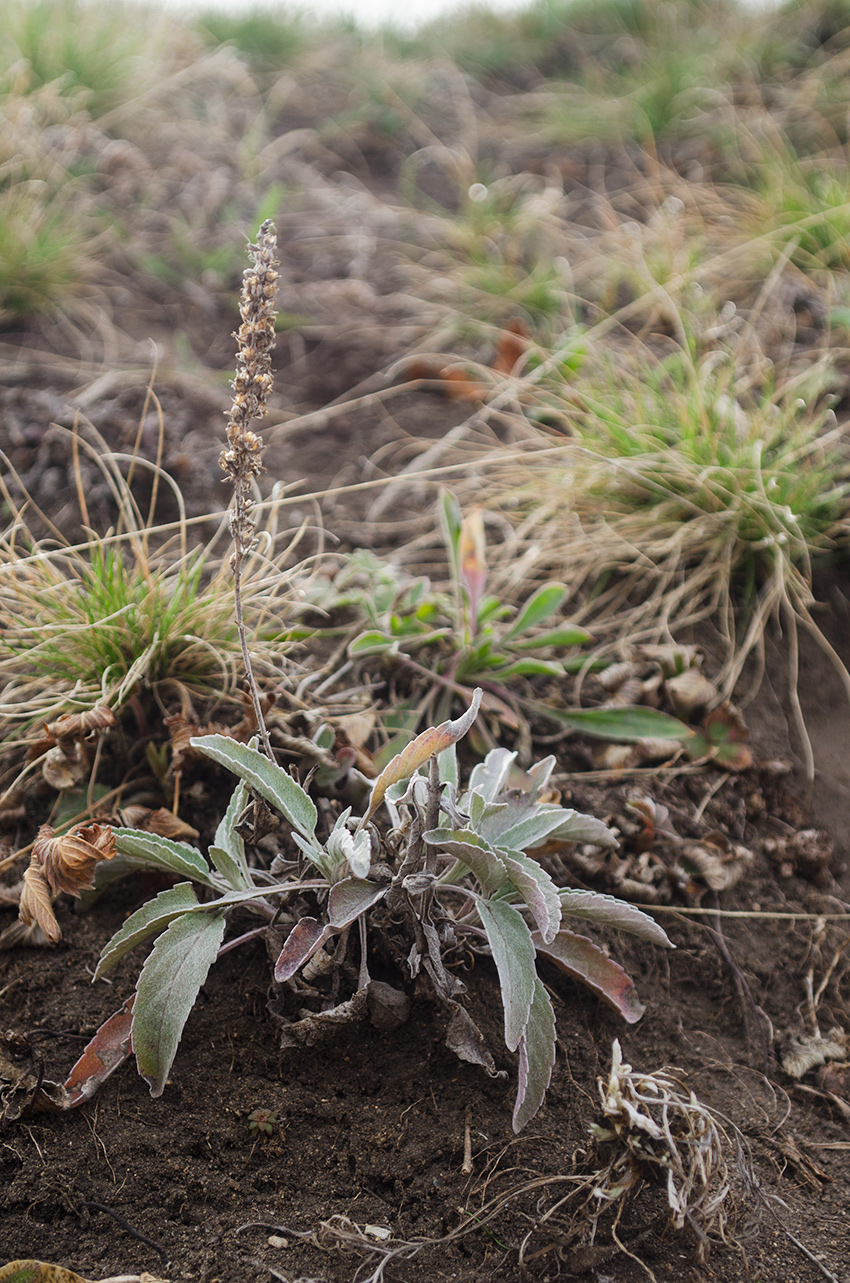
[
  {"xmin": 0, "ymin": 1032, "xmax": 71, "ymax": 1121},
  {"xmin": 45, "ymin": 705, "xmax": 116, "ymax": 741},
  {"xmin": 41, "ymin": 742, "xmax": 88, "ymax": 791},
  {"xmin": 114, "ymin": 806, "xmax": 199, "ymax": 842},
  {"xmin": 780, "ymin": 1029, "xmax": 850, "ymax": 1080},
  {"xmin": 676, "ymin": 835, "xmax": 754, "ymax": 893},
  {"xmin": 18, "ymin": 823, "xmax": 116, "ymax": 943}
]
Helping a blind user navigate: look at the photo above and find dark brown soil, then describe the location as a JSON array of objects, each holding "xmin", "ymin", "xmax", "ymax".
[{"xmin": 3, "ymin": 252, "xmax": 850, "ymax": 1283}]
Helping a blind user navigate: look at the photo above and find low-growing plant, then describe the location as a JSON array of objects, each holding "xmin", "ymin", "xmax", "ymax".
[
  {"xmin": 344, "ymin": 491, "xmax": 592, "ymax": 688},
  {"xmin": 60, "ymin": 688, "xmax": 672, "ymax": 1131}
]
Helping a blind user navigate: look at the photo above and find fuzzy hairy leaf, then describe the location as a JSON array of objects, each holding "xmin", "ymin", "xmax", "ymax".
[
  {"xmin": 274, "ymin": 917, "xmax": 328, "ymax": 982},
  {"xmin": 191, "ymin": 735, "xmax": 317, "ymax": 840},
  {"xmin": 466, "ymin": 747, "xmax": 516, "ymax": 801},
  {"xmin": 475, "ymin": 896, "xmax": 537, "ymax": 1052},
  {"xmin": 94, "ymin": 882, "xmax": 199, "ymax": 979},
  {"xmin": 211, "ymin": 781, "xmax": 251, "ymax": 889},
  {"xmin": 493, "ymin": 808, "xmax": 604, "ymax": 851},
  {"xmin": 559, "ymin": 890, "xmax": 673, "ymax": 947},
  {"xmin": 362, "ymin": 688, "xmax": 482, "ymax": 825},
  {"xmin": 327, "ymin": 878, "xmax": 388, "ymax": 927},
  {"xmin": 437, "ymin": 743, "xmax": 459, "ymax": 787},
  {"xmin": 501, "ymin": 850, "xmax": 561, "ymax": 943},
  {"xmin": 533, "ymin": 928, "xmax": 646, "ymax": 1023},
  {"xmin": 425, "ymin": 827, "xmax": 507, "ymax": 894},
  {"xmin": 543, "ymin": 810, "xmax": 619, "ymax": 847},
  {"xmin": 113, "ymin": 828, "xmax": 213, "ymax": 885},
  {"xmin": 207, "ymin": 843, "xmax": 250, "ymax": 891},
  {"xmin": 133, "ymin": 911, "xmax": 227, "ymax": 1097},
  {"xmin": 513, "ymin": 978, "xmax": 556, "ymax": 1133}
]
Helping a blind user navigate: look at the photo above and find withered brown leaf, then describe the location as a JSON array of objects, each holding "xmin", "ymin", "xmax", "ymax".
[
  {"xmin": 19, "ymin": 865, "xmax": 62, "ymax": 944},
  {"xmin": 45, "ymin": 705, "xmax": 115, "ymax": 741},
  {"xmin": 18, "ymin": 823, "xmax": 117, "ymax": 943},
  {"xmin": 41, "ymin": 741, "xmax": 88, "ymax": 791},
  {"xmin": 35, "ymin": 822, "xmax": 116, "ymax": 896},
  {"xmin": 116, "ymin": 806, "xmax": 199, "ymax": 842}
]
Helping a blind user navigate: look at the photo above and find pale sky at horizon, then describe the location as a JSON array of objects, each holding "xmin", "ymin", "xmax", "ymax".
[{"xmin": 156, "ymin": 0, "xmax": 529, "ymax": 33}]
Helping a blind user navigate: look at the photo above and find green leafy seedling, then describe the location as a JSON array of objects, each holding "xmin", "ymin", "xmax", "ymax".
[{"xmin": 247, "ymin": 1107, "xmax": 279, "ymax": 1137}]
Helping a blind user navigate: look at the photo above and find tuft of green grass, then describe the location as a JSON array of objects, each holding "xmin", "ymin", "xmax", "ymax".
[
  {"xmin": 0, "ymin": 417, "xmax": 297, "ymax": 731},
  {"xmin": 0, "ymin": 185, "xmax": 90, "ymax": 323},
  {"xmin": 1, "ymin": 0, "xmax": 173, "ymax": 117}
]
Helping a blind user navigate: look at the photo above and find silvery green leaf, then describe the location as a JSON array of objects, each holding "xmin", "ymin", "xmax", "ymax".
[
  {"xmin": 212, "ymin": 782, "xmax": 251, "ymax": 888},
  {"xmin": 493, "ymin": 808, "xmax": 585, "ymax": 851},
  {"xmin": 191, "ymin": 734, "xmax": 318, "ymax": 841},
  {"xmin": 474, "ymin": 895, "xmax": 536, "ymax": 1053},
  {"xmin": 291, "ymin": 832, "xmax": 334, "ymax": 877},
  {"xmin": 133, "ymin": 910, "xmax": 227, "ymax": 1097},
  {"xmin": 425, "ymin": 828, "xmax": 506, "ymax": 895},
  {"xmin": 513, "ymin": 978, "xmax": 556, "ymax": 1133},
  {"xmin": 437, "ymin": 743, "xmax": 459, "ymax": 787},
  {"xmin": 500, "ymin": 850, "xmax": 562, "ymax": 943},
  {"xmin": 467, "ymin": 748, "xmax": 516, "ymax": 801},
  {"xmin": 113, "ymin": 828, "xmax": 214, "ymax": 886},
  {"xmin": 328, "ymin": 826, "xmax": 372, "ymax": 879},
  {"xmin": 327, "ymin": 878, "xmax": 388, "ymax": 928},
  {"xmin": 207, "ymin": 844, "xmax": 250, "ymax": 891},
  {"xmin": 526, "ymin": 755, "xmax": 556, "ymax": 797},
  {"xmin": 544, "ymin": 811, "xmax": 618, "ymax": 847},
  {"xmin": 95, "ymin": 883, "xmax": 200, "ymax": 979},
  {"xmin": 559, "ymin": 890, "xmax": 673, "ymax": 947}
]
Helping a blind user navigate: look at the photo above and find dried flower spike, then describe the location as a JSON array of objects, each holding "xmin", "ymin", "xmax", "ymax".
[{"xmin": 219, "ymin": 220, "xmax": 279, "ymax": 758}]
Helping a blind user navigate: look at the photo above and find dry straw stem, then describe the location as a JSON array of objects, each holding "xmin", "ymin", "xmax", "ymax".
[{"xmin": 220, "ymin": 219, "xmax": 280, "ymax": 759}]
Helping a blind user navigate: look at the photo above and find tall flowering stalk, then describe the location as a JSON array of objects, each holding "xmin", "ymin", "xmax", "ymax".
[{"xmin": 220, "ymin": 220, "xmax": 279, "ymax": 758}]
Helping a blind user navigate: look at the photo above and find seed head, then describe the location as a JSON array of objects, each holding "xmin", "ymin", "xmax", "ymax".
[{"xmin": 220, "ymin": 220, "xmax": 279, "ymax": 555}]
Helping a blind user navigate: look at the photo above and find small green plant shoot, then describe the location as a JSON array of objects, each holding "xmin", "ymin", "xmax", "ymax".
[{"xmin": 346, "ymin": 491, "xmax": 591, "ymax": 691}]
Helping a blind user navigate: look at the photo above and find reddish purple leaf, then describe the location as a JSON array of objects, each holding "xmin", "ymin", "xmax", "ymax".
[
  {"xmin": 532, "ymin": 928, "xmax": 646, "ymax": 1023},
  {"xmin": 274, "ymin": 917, "xmax": 329, "ymax": 982},
  {"xmin": 64, "ymin": 994, "xmax": 135, "ymax": 1106}
]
